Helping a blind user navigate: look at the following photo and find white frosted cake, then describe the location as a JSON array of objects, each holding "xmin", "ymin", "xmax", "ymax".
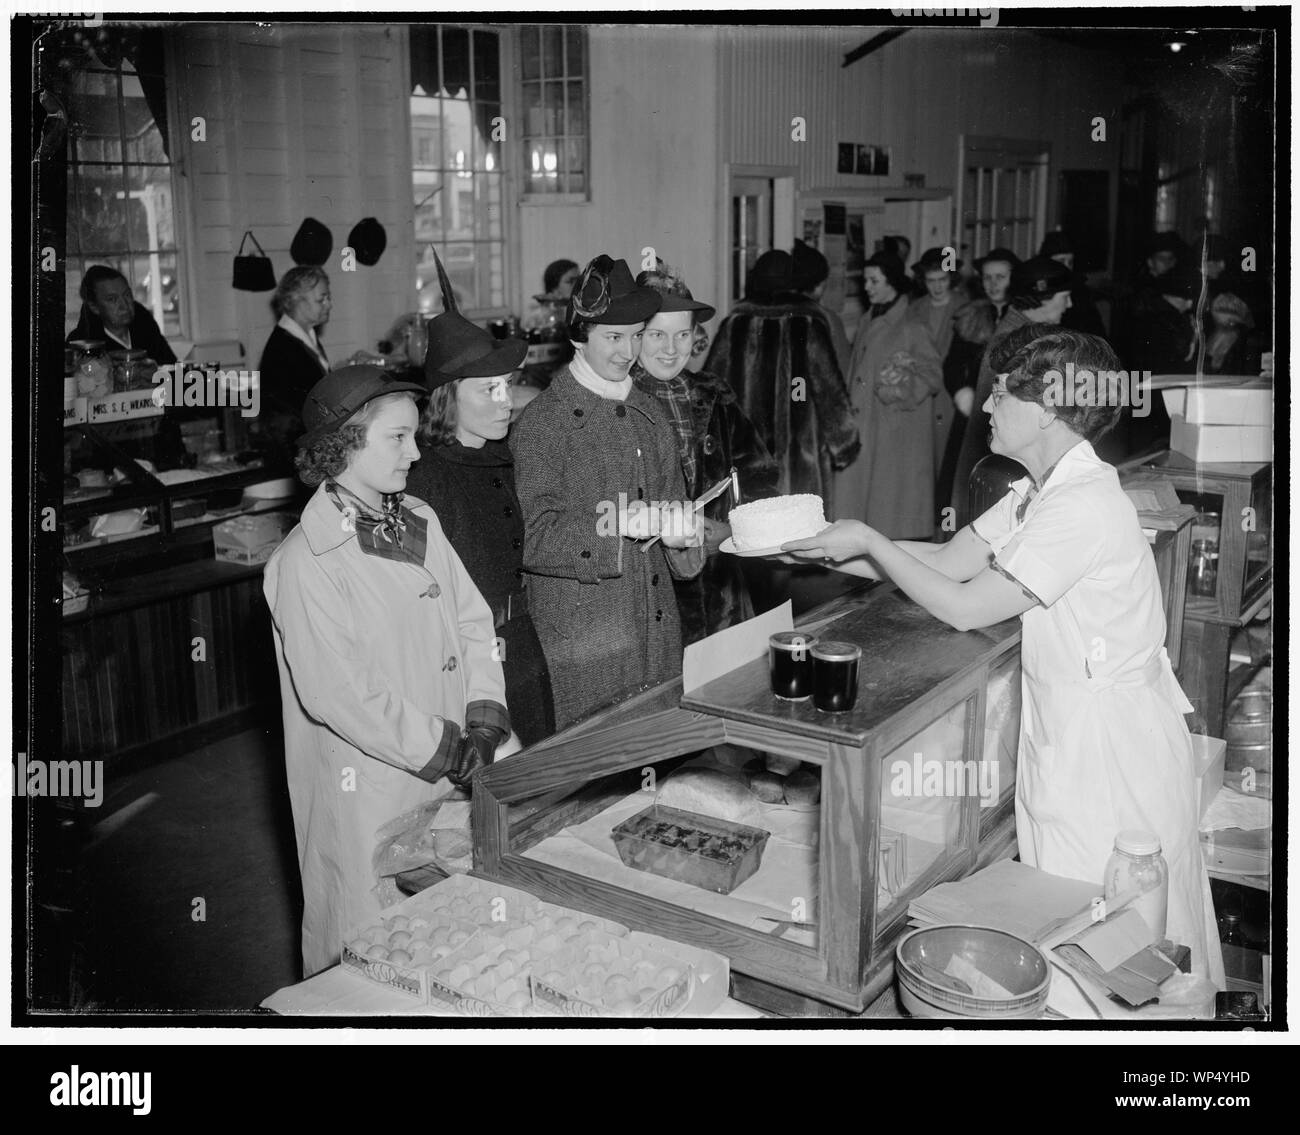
[{"xmin": 728, "ymin": 494, "xmax": 827, "ymax": 551}]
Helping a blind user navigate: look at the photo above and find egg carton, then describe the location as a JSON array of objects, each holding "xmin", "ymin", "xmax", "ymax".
[
  {"xmin": 339, "ymin": 909, "xmax": 481, "ymax": 1003},
  {"xmin": 528, "ymin": 932, "xmax": 695, "ymax": 1019},
  {"xmin": 422, "ymin": 910, "xmax": 637, "ymax": 1016}
]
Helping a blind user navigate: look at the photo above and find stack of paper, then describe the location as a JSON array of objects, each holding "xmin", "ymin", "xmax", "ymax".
[{"xmin": 908, "ymin": 859, "xmax": 1100, "ymax": 944}]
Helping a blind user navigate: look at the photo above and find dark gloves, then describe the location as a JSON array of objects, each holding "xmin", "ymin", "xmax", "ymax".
[{"xmin": 447, "ymin": 723, "xmax": 507, "ymax": 789}]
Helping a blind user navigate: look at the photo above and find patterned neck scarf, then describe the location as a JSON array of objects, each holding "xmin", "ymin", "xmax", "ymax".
[
  {"xmin": 326, "ymin": 480, "xmax": 428, "ymax": 566},
  {"xmin": 631, "ymin": 363, "xmax": 697, "ymax": 492}
]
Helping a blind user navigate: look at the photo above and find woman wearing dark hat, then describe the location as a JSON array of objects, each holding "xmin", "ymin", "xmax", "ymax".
[
  {"xmin": 264, "ymin": 364, "xmax": 510, "ymax": 976},
  {"xmin": 631, "ymin": 265, "xmax": 780, "ymax": 643},
  {"xmin": 510, "ymin": 254, "xmax": 705, "ymax": 729},
  {"xmin": 834, "ymin": 250, "xmax": 943, "ymax": 537},
  {"xmin": 1038, "ymin": 230, "xmax": 1107, "ymax": 338},
  {"xmin": 950, "ymin": 255, "xmax": 1076, "ymax": 527},
  {"xmin": 405, "ymin": 253, "xmax": 556, "ymax": 746}
]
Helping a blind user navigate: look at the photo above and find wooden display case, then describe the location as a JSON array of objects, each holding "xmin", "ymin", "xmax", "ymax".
[
  {"xmin": 1140, "ymin": 452, "xmax": 1271, "ymax": 623},
  {"xmin": 474, "ymin": 585, "xmax": 1021, "ymax": 1015}
]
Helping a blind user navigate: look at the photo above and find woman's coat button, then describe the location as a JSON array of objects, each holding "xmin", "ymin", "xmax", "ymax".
[
  {"xmin": 444, "ymin": 656, "xmax": 458, "ymax": 672},
  {"xmin": 615, "ymin": 405, "xmax": 626, "ymax": 417}
]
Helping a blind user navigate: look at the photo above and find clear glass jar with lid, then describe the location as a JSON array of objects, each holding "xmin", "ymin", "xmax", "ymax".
[
  {"xmin": 70, "ymin": 339, "xmax": 112, "ymax": 397},
  {"xmin": 1103, "ymin": 829, "xmax": 1169, "ymax": 941}
]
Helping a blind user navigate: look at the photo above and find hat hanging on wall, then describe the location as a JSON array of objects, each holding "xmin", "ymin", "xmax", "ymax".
[
  {"xmin": 232, "ymin": 230, "xmax": 276, "ymax": 292},
  {"xmin": 347, "ymin": 217, "xmax": 387, "ymax": 267},
  {"xmin": 290, "ymin": 217, "xmax": 333, "ymax": 266}
]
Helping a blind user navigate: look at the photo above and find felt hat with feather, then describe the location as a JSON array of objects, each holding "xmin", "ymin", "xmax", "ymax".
[{"xmin": 424, "ymin": 249, "xmax": 527, "ymax": 390}]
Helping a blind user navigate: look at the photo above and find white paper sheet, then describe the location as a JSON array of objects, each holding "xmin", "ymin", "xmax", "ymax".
[{"xmin": 682, "ymin": 601, "xmax": 793, "ymax": 694}]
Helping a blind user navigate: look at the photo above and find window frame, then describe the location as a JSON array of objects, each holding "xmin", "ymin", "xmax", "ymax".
[
  {"xmin": 516, "ymin": 23, "xmax": 591, "ymax": 205},
  {"xmin": 405, "ymin": 22, "xmax": 516, "ymax": 325},
  {"xmin": 63, "ymin": 30, "xmax": 189, "ymax": 342}
]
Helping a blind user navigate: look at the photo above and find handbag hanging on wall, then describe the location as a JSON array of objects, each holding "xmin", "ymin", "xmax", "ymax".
[{"xmin": 232, "ymin": 230, "xmax": 276, "ymax": 292}]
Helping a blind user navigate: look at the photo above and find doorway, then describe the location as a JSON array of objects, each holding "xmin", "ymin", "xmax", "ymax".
[{"xmin": 725, "ymin": 165, "xmax": 796, "ymax": 305}]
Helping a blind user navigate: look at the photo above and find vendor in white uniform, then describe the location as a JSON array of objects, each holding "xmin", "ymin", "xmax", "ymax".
[{"xmin": 779, "ymin": 328, "xmax": 1224, "ymax": 987}]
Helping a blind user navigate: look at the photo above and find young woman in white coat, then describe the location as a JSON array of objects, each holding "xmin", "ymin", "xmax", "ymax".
[
  {"xmin": 778, "ymin": 329, "xmax": 1224, "ymax": 988},
  {"xmin": 264, "ymin": 365, "xmax": 510, "ymax": 976}
]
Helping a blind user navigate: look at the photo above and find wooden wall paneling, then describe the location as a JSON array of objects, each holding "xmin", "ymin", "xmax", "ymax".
[{"xmin": 193, "ymin": 586, "xmax": 219, "ymax": 723}]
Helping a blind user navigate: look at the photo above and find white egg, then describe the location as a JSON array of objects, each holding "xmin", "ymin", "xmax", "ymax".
[
  {"xmin": 388, "ymin": 949, "xmax": 413, "ymax": 966},
  {"xmin": 506, "ymin": 990, "xmax": 531, "ymax": 1011},
  {"xmin": 408, "ymin": 916, "xmax": 431, "ymax": 933},
  {"xmin": 387, "ymin": 930, "xmax": 412, "ymax": 948},
  {"xmin": 388, "ymin": 915, "xmax": 410, "ymax": 931},
  {"xmin": 366, "ymin": 944, "xmax": 390, "ymax": 961}
]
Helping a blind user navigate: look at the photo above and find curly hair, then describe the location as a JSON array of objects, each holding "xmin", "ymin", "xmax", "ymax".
[
  {"xmin": 273, "ymin": 265, "xmax": 329, "ymax": 319},
  {"xmin": 417, "ymin": 382, "xmax": 460, "ymax": 447},
  {"xmin": 294, "ymin": 391, "xmax": 418, "ymax": 485},
  {"xmin": 1001, "ymin": 328, "xmax": 1125, "ymax": 442}
]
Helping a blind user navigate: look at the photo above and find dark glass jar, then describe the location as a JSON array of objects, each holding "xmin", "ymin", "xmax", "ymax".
[
  {"xmin": 768, "ymin": 631, "xmax": 818, "ymax": 700},
  {"xmin": 812, "ymin": 640, "xmax": 862, "ymax": 713}
]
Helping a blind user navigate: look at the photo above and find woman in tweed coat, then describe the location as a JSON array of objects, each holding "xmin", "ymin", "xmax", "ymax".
[{"xmin": 511, "ymin": 256, "xmax": 704, "ymax": 729}]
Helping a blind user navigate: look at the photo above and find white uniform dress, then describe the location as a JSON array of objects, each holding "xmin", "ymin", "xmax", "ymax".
[{"xmin": 971, "ymin": 440, "xmax": 1224, "ymax": 987}]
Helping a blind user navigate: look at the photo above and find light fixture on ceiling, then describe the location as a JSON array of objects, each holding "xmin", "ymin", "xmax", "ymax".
[{"xmin": 1168, "ymin": 41, "xmax": 1185, "ymax": 53}]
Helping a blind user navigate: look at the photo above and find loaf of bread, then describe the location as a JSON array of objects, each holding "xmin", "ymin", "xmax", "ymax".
[
  {"xmin": 655, "ymin": 768, "xmax": 762, "ymax": 825},
  {"xmin": 784, "ymin": 769, "xmax": 821, "ymax": 806},
  {"xmin": 747, "ymin": 771, "xmax": 787, "ymax": 805}
]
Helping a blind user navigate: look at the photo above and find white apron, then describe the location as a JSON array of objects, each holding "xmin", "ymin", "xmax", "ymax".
[{"xmin": 972, "ymin": 442, "xmax": 1224, "ymax": 987}]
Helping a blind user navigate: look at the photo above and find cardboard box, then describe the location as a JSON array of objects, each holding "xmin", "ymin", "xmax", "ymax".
[
  {"xmin": 1190, "ymin": 734, "xmax": 1226, "ymax": 823},
  {"xmin": 212, "ymin": 511, "xmax": 296, "ymax": 565},
  {"xmin": 1170, "ymin": 415, "xmax": 1272, "ymax": 464},
  {"xmin": 1160, "ymin": 382, "xmax": 1272, "ymax": 427}
]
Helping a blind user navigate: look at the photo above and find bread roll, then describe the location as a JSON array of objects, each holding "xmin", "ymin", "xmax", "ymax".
[
  {"xmin": 747, "ymin": 771, "xmax": 787, "ymax": 805},
  {"xmin": 655, "ymin": 769, "xmax": 761, "ymax": 824},
  {"xmin": 784, "ymin": 769, "xmax": 821, "ymax": 806},
  {"xmin": 765, "ymin": 753, "xmax": 802, "ymax": 777}
]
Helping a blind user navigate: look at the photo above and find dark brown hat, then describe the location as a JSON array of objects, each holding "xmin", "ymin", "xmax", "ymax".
[
  {"xmin": 744, "ymin": 250, "xmax": 794, "ymax": 302},
  {"xmin": 790, "ymin": 239, "xmax": 830, "ymax": 291},
  {"xmin": 425, "ymin": 249, "xmax": 527, "ymax": 389},
  {"xmin": 291, "ymin": 217, "xmax": 333, "ymax": 267},
  {"xmin": 347, "ymin": 217, "xmax": 387, "ymax": 267},
  {"xmin": 1009, "ymin": 255, "xmax": 1079, "ymax": 301},
  {"xmin": 567, "ymin": 255, "xmax": 662, "ymax": 325},
  {"xmin": 1038, "ymin": 231, "xmax": 1074, "ymax": 259},
  {"xmin": 635, "ymin": 268, "xmax": 716, "ymax": 323},
  {"xmin": 299, "ymin": 365, "xmax": 426, "ymax": 448}
]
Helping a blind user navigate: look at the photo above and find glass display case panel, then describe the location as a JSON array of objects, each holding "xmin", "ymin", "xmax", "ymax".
[
  {"xmin": 1244, "ymin": 474, "xmax": 1271, "ymax": 595},
  {"xmin": 511, "ymin": 745, "xmax": 823, "ymax": 953},
  {"xmin": 875, "ymin": 697, "xmax": 975, "ymax": 921},
  {"xmin": 980, "ymin": 650, "xmax": 1022, "ymax": 836}
]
